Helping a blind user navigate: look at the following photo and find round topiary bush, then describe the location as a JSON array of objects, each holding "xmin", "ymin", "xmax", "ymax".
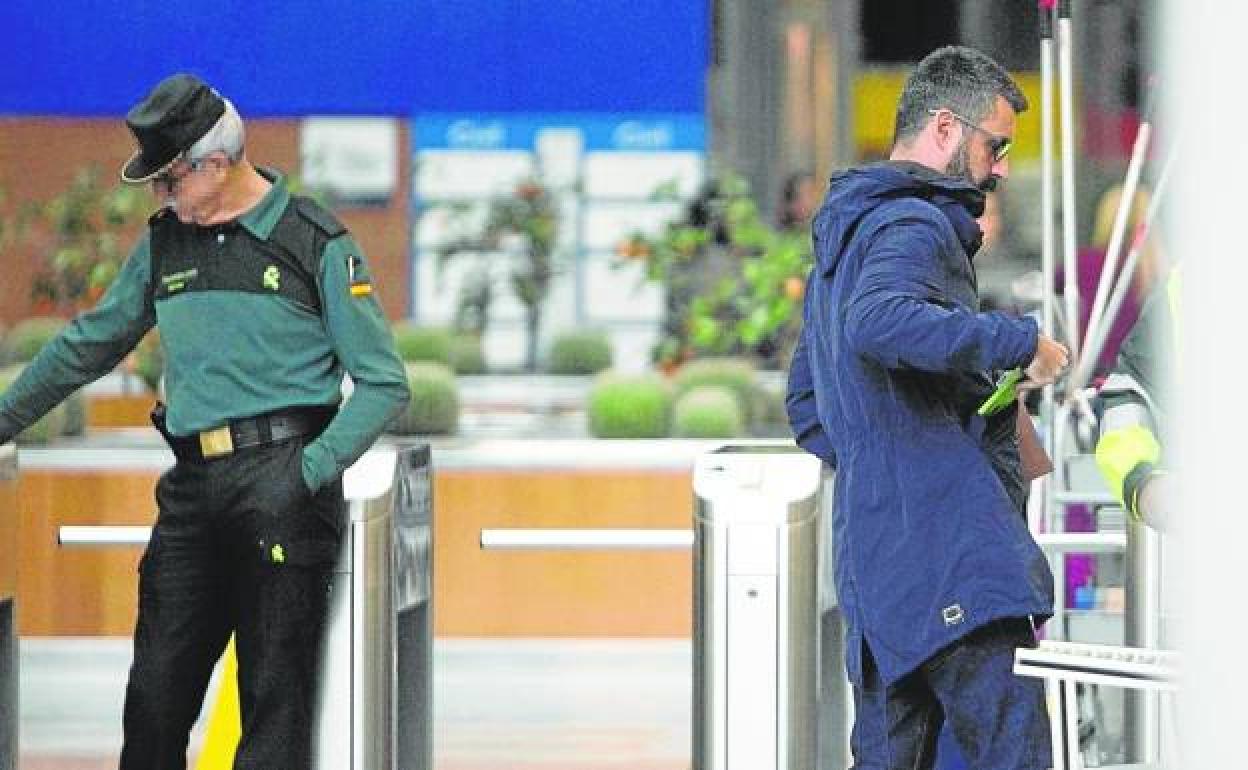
[
  {"xmin": 587, "ymin": 373, "xmax": 671, "ymax": 438},
  {"xmin": 448, "ymin": 333, "xmax": 487, "ymax": 375},
  {"xmin": 2, "ymin": 316, "xmax": 67, "ymax": 365},
  {"xmin": 0, "ymin": 365, "xmax": 69, "ymax": 444},
  {"xmin": 671, "ymin": 385, "xmax": 745, "ymax": 438},
  {"xmin": 389, "ymin": 362, "xmax": 459, "ymax": 435},
  {"xmin": 61, "ymin": 390, "xmax": 89, "ymax": 437},
  {"xmin": 391, "ymin": 323, "xmax": 453, "ymax": 367},
  {"xmin": 547, "ymin": 329, "xmax": 613, "ymax": 375},
  {"xmin": 671, "ymin": 357, "xmax": 760, "ymax": 423}
]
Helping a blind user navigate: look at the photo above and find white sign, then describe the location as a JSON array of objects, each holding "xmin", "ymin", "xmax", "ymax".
[{"xmin": 300, "ymin": 117, "xmax": 399, "ymax": 205}]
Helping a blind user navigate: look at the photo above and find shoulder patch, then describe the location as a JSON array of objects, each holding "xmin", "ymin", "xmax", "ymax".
[{"xmin": 291, "ymin": 196, "xmax": 347, "ymax": 238}]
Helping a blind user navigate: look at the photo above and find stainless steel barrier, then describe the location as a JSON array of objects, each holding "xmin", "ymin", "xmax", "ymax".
[
  {"xmin": 480, "ymin": 444, "xmax": 849, "ymax": 770},
  {"xmin": 56, "ymin": 444, "xmax": 432, "ymax": 770},
  {"xmin": 0, "ymin": 443, "xmax": 17, "ymax": 770},
  {"xmin": 691, "ymin": 445, "xmax": 823, "ymax": 770}
]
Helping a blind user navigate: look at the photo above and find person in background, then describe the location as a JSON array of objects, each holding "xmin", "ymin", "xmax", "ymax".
[{"xmin": 0, "ymin": 73, "xmax": 409, "ymax": 769}]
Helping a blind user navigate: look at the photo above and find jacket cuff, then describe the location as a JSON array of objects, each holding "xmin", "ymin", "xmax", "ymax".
[
  {"xmin": 1123, "ymin": 461, "xmax": 1158, "ymax": 521},
  {"xmin": 1011, "ymin": 315, "xmax": 1040, "ymax": 370},
  {"xmin": 300, "ymin": 441, "xmax": 336, "ymax": 494}
]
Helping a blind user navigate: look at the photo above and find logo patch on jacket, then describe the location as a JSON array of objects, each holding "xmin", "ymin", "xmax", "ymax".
[
  {"xmin": 160, "ymin": 268, "xmax": 199, "ymax": 293},
  {"xmin": 942, "ymin": 604, "xmax": 965, "ymax": 626}
]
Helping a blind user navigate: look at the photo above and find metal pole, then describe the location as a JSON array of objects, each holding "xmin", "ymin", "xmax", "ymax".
[
  {"xmin": 1035, "ymin": 0, "xmax": 1060, "ymax": 546},
  {"xmin": 1125, "ymin": 519, "xmax": 1163, "ymax": 764},
  {"xmin": 1081, "ymin": 105, "xmax": 1154, "ymax": 355},
  {"xmin": 1067, "ymin": 145, "xmax": 1175, "ymax": 395},
  {"xmin": 1058, "ymin": 0, "xmax": 1080, "ymax": 362},
  {"xmin": 1044, "ymin": 399, "xmax": 1073, "ymax": 641}
]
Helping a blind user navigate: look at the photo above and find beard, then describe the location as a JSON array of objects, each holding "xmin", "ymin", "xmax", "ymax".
[{"xmin": 946, "ymin": 139, "xmax": 999, "ymax": 193}]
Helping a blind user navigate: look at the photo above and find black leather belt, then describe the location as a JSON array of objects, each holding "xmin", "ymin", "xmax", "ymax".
[{"xmin": 152, "ymin": 404, "xmax": 335, "ymax": 463}]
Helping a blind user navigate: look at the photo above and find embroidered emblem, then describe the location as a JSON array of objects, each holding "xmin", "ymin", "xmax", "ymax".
[
  {"xmin": 942, "ymin": 604, "xmax": 965, "ymax": 626},
  {"xmin": 262, "ymin": 265, "xmax": 281, "ymax": 291},
  {"xmin": 270, "ymin": 543, "xmax": 285, "ymax": 564},
  {"xmin": 160, "ymin": 268, "xmax": 199, "ymax": 293}
]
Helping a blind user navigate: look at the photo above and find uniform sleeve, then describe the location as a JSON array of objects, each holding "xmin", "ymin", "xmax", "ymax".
[
  {"xmin": 845, "ymin": 217, "xmax": 1038, "ymax": 374},
  {"xmin": 0, "ymin": 234, "xmax": 156, "ymax": 442},
  {"xmin": 1095, "ymin": 283, "xmax": 1170, "ymax": 521},
  {"xmin": 300, "ymin": 235, "xmax": 410, "ymax": 492}
]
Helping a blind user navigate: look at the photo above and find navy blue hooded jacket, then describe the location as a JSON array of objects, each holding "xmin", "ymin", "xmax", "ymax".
[{"xmin": 786, "ymin": 162, "xmax": 1054, "ymax": 686}]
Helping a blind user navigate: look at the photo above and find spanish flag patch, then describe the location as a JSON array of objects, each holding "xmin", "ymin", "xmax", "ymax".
[{"xmin": 346, "ymin": 254, "xmax": 373, "ymax": 296}]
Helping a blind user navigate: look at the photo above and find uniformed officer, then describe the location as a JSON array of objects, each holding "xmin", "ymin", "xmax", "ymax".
[
  {"xmin": 0, "ymin": 74, "xmax": 410, "ymax": 769},
  {"xmin": 1096, "ymin": 265, "xmax": 1179, "ymax": 530}
]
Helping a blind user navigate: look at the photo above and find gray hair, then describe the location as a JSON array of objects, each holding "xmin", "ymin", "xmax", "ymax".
[
  {"xmin": 187, "ymin": 96, "xmax": 245, "ymax": 164},
  {"xmin": 893, "ymin": 46, "xmax": 1027, "ymax": 146}
]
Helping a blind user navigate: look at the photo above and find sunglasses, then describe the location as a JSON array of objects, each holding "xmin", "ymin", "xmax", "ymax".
[{"xmin": 928, "ymin": 108, "xmax": 1013, "ymax": 163}]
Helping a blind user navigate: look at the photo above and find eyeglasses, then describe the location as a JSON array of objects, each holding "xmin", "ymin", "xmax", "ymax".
[
  {"xmin": 153, "ymin": 156, "xmax": 209, "ymax": 191},
  {"xmin": 928, "ymin": 108, "xmax": 1013, "ymax": 163}
]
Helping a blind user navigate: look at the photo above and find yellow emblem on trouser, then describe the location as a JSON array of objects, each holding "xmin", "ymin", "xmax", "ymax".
[
  {"xmin": 263, "ymin": 265, "xmax": 281, "ymax": 291},
  {"xmin": 198, "ymin": 426, "xmax": 234, "ymax": 458},
  {"xmin": 270, "ymin": 544, "xmax": 285, "ymax": 564}
]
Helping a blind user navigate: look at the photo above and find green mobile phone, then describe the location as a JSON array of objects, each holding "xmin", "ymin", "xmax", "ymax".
[{"xmin": 978, "ymin": 368, "xmax": 1023, "ymax": 417}]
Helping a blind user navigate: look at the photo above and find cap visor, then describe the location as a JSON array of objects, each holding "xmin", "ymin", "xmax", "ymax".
[{"xmin": 120, "ymin": 151, "xmax": 176, "ymax": 184}]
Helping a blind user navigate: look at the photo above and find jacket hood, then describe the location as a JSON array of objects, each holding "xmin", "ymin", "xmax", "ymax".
[{"xmin": 812, "ymin": 161, "xmax": 986, "ymax": 276}]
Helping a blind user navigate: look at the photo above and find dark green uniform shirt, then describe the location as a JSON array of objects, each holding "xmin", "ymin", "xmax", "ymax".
[{"xmin": 0, "ymin": 169, "xmax": 409, "ymax": 492}]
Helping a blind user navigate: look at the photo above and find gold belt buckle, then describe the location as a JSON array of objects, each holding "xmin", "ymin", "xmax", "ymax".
[{"xmin": 198, "ymin": 425, "xmax": 234, "ymax": 458}]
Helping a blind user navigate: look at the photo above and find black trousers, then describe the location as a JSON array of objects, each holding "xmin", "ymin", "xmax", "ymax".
[
  {"xmin": 119, "ymin": 437, "xmax": 345, "ymax": 770},
  {"xmin": 850, "ymin": 618, "xmax": 1052, "ymax": 770}
]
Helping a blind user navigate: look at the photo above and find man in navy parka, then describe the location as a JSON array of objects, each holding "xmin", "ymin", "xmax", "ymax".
[{"xmin": 786, "ymin": 47, "xmax": 1070, "ymax": 769}]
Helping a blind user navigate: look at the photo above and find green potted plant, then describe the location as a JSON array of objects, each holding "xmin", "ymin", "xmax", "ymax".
[
  {"xmin": 619, "ymin": 173, "xmax": 812, "ymax": 369},
  {"xmin": 389, "ymin": 362, "xmax": 460, "ymax": 435},
  {"xmin": 586, "ymin": 373, "xmax": 671, "ymax": 438},
  {"xmin": 546, "ymin": 329, "xmax": 613, "ymax": 375},
  {"xmin": 18, "ymin": 166, "xmax": 150, "ymax": 314},
  {"xmin": 436, "ymin": 179, "xmax": 561, "ymax": 372},
  {"xmin": 671, "ymin": 385, "xmax": 745, "ymax": 438}
]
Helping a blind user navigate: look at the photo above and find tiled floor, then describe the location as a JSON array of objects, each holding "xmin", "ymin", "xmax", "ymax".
[{"xmin": 19, "ymin": 637, "xmax": 690, "ymax": 769}]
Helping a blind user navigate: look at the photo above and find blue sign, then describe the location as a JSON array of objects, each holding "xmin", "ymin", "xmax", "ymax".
[
  {"xmin": 0, "ymin": 1, "xmax": 708, "ymax": 117},
  {"xmin": 415, "ymin": 113, "xmax": 705, "ymax": 153}
]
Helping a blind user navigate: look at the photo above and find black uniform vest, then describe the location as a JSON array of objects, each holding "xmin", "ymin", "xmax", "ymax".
[{"xmin": 148, "ymin": 195, "xmax": 346, "ymax": 315}]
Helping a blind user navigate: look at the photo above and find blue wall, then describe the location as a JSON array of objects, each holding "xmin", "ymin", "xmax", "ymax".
[{"xmin": 0, "ymin": 1, "xmax": 707, "ymax": 117}]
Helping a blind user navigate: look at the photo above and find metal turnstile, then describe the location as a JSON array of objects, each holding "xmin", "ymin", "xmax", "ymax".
[
  {"xmin": 0, "ymin": 443, "xmax": 17, "ymax": 770},
  {"xmin": 480, "ymin": 443, "xmax": 851, "ymax": 770},
  {"xmin": 692, "ymin": 445, "xmax": 824, "ymax": 770},
  {"xmin": 58, "ymin": 443, "xmax": 433, "ymax": 770},
  {"xmin": 314, "ymin": 443, "xmax": 433, "ymax": 770}
]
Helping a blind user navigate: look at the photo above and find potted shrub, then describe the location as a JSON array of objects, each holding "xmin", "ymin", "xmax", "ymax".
[
  {"xmin": 547, "ymin": 329, "xmax": 613, "ymax": 375},
  {"xmin": 586, "ymin": 373, "xmax": 671, "ymax": 438},
  {"xmin": 671, "ymin": 385, "xmax": 745, "ymax": 438},
  {"xmin": 389, "ymin": 362, "xmax": 460, "ymax": 435}
]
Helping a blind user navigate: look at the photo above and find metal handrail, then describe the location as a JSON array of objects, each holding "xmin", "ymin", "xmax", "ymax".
[
  {"xmin": 480, "ymin": 528, "xmax": 693, "ymax": 550},
  {"xmin": 58, "ymin": 525, "xmax": 152, "ymax": 547}
]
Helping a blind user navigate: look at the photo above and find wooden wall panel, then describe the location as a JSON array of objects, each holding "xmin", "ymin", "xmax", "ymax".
[
  {"xmin": 15, "ymin": 467, "xmax": 695, "ymax": 637},
  {"xmin": 434, "ymin": 470, "xmax": 693, "ymax": 637}
]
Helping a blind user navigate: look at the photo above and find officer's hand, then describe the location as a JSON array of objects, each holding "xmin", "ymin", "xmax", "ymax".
[
  {"xmin": 1136, "ymin": 472, "xmax": 1172, "ymax": 531},
  {"xmin": 1025, "ymin": 334, "xmax": 1069, "ymax": 386}
]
